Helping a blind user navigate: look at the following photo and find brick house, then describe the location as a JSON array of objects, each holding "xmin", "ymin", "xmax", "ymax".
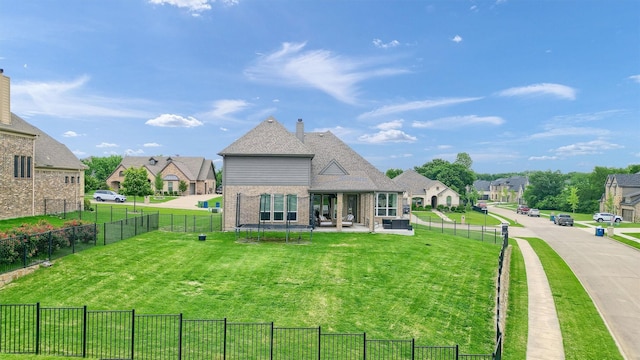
[
  {"xmin": 600, "ymin": 173, "xmax": 640, "ymax": 222},
  {"xmin": 392, "ymin": 169, "xmax": 461, "ymax": 209},
  {"xmin": 0, "ymin": 72, "xmax": 86, "ymax": 219},
  {"xmin": 218, "ymin": 117, "xmax": 404, "ymax": 232},
  {"xmin": 106, "ymin": 156, "xmax": 216, "ymax": 196}
]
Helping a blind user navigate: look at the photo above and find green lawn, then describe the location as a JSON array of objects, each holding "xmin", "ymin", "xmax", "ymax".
[
  {"xmin": 523, "ymin": 238, "xmax": 623, "ymax": 359},
  {"xmin": 502, "ymin": 241, "xmax": 527, "ymax": 360},
  {"xmin": 0, "ymin": 226, "xmax": 500, "ymax": 354}
]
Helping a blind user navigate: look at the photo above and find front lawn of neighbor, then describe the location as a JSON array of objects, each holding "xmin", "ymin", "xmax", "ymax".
[{"xmin": 0, "ymin": 227, "xmax": 500, "ymax": 354}]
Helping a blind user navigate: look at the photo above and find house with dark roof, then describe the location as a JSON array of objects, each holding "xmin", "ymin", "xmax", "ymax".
[
  {"xmin": 0, "ymin": 72, "xmax": 86, "ymax": 219},
  {"xmin": 106, "ymin": 155, "xmax": 216, "ymax": 195},
  {"xmin": 488, "ymin": 176, "xmax": 528, "ymax": 204},
  {"xmin": 471, "ymin": 180, "xmax": 491, "ymax": 201},
  {"xmin": 392, "ymin": 169, "xmax": 461, "ymax": 209},
  {"xmin": 601, "ymin": 173, "xmax": 640, "ymax": 222},
  {"xmin": 218, "ymin": 117, "xmax": 404, "ymax": 232}
]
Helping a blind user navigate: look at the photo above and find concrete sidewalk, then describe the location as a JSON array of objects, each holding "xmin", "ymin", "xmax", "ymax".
[{"xmin": 515, "ymin": 238, "xmax": 565, "ymax": 360}]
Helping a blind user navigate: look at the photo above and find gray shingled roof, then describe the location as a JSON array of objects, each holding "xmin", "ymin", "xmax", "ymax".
[
  {"xmin": 491, "ymin": 176, "xmax": 528, "ymax": 191},
  {"xmin": 0, "ymin": 113, "xmax": 85, "ymax": 170},
  {"xmin": 119, "ymin": 155, "xmax": 214, "ymax": 181},
  {"xmin": 219, "ymin": 117, "xmax": 401, "ymax": 192},
  {"xmin": 305, "ymin": 131, "xmax": 402, "ymax": 192},
  {"xmin": 609, "ymin": 174, "xmax": 640, "ymax": 187},
  {"xmin": 392, "ymin": 169, "xmax": 438, "ymax": 194},
  {"xmin": 218, "ymin": 116, "xmax": 314, "ymax": 157},
  {"xmin": 473, "ymin": 180, "xmax": 491, "ymax": 192}
]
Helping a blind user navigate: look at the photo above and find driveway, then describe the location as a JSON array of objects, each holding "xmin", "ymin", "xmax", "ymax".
[{"xmin": 490, "ymin": 206, "xmax": 640, "ymax": 360}]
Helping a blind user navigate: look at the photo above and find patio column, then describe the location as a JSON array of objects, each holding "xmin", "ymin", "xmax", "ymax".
[{"xmin": 336, "ymin": 193, "xmax": 343, "ymax": 231}]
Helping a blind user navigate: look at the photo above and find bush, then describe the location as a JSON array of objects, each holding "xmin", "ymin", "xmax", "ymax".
[{"xmin": 84, "ymin": 198, "xmax": 93, "ymax": 211}]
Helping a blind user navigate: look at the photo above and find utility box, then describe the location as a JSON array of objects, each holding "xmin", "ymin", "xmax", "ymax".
[{"xmin": 595, "ymin": 227, "xmax": 604, "ymax": 237}]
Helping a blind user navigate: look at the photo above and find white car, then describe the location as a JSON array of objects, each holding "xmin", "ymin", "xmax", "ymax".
[
  {"xmin": 527, "ymin": 209, "xmax": 540, "ymax": 217},
  {"xmin": 592, "ymin": 213, "xmax": 622, "ymax": 223},
  {"xmin": 93, "ymin": 190, "xmax": 126, "ymax": 202}
]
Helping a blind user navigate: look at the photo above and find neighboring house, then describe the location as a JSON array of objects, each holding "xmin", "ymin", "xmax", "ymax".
[
  {"xmin": 106, "ymin": 156, "xmax": 216, "ymax": 195},
  {"xmin": 392, "ymin": 169, "xmax": 461, "ymax": 208},
  {"xmin": 0, "ymin": 71, "xmax": 86, "ymax": 219},
  {"xmin": 218, "ymin": 117, "xmax": 404, "ymax": 232},
  {"xmin": 472, "ymin": 180, "xmax": 491, "ymax": 201},
  {"xmin": 600, "ymin": 173, "xmax": 640, "ymax": 222},
  {"xmin": 487, "ymin": 176, "xmax": 528, "ymax": 204}
]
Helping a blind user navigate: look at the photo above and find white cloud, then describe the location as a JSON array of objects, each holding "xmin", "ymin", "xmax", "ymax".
[
  {"xmin": 358, "ymin": 129, "xmax": 417, "ymax": 143},
  {"xmin": 220, "ymin": 127, "xmax": 228, "ymax": 131},
  {"xmin": 497, "ymin": 83, "xmax": 576, "ymax": 100},
  {"xmin": 145, "ymin": 114, "xmax": 204, "ymax": 127},
  {"xmin": 63, "ymin": 131, "xmax": 80, "ymax": 137},
  {"xmin": 629, "ymin": 74, "xmax": 640, "ymax": 83},
  {"xmin": 373, "ymin": 39, "xmax": 400, "ymax": 49},
  {"xmin": 376, "ymin": 119, "xmax": 404, "ymax": 130},
  {"xmin": 412, "ymin": 115, "xmax": 504, "ymax": 129},
  {"xmin": 207, "ymin": 99, "xmax": 250, "ymax": 118},
  {"xmin": 529, "ymin": 127, "xmax": 610, "ymax": 139},
  {"xmin": 245, "ymin": 42, "xmax": 408, "ymax": 105},
  {"xmin": 125, "ymin": 149, "xmax": 145, "ymax": 156},
  {"xmin": 312, "ymin": 126, "xmax": 354, "ymax": 138},
  {"xmin": 529, "ymin": 155, "xmax": 558, "ymax": 161},
  {"xmin": 72, "ymin": 150, "xmax": 87, "ymax": 157},
  {"xmin": 437, "ymin": 145, "xmax": 452, "ymax": 150},
  {"xmin": 143, "ymin": 142, "xmax": 162, "ymax": 147},
  {"xmin": 96, "ymin": 142, "xmax": 118, "ymax": 148},
  {"xmin": 148, "ymin": 0, "xmax": 212, "ymax": 12},
  {"xmin": 553, "ymin": 139, "xmax": 623, "ymax": 157},
  {"xmin": 358, "ymin": 97, "xmax": 482, "ymax": 119},
  {"xmin": 452, "ymin": 35, "xmax": 463, "ymax": 43},
  {"xmin": 12, "ymin": 76, "xmax": 152, "ymax": 119}
]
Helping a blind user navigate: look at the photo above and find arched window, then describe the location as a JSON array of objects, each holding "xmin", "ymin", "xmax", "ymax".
[{"xmin": 446, "ymin": 196, "xmax": 452, "ymax": 206}]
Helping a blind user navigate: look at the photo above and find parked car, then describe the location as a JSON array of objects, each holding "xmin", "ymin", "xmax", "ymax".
[
  {"xmin": 554, "ymin": 213, "xmax": 574, "ymax": 226},
  {"xmin": 516, "ymin": 205, "xmax": 530, "ymax": 214},
  {"xmin": 215, "ymin": 186, "xmax": 223, "ymax": 194},
  {"xmin": 592, "ymin": 212, "xmax": 622, "ymax": 223},
  {"xmin": 93, "ymin": 190, "xmax": 126, "ymax": 202},
  {"xmin": 527, "ymin": 209, "xmax": 540, "ymax": 217}
]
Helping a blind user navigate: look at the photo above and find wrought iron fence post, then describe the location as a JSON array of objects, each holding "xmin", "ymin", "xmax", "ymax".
[
  {"xmin": 223, "ymin": 318, "xmax": 227, "ymax": 360},
  {"xmin": 441, "ymin": 218, "xmax": 444, "ymax": 233},
  {"xmin": 93, "ymin": 223, "xmax": 97, "ymax": 246},
  {"xmin": 131, "ymin": 309, "xmax": 135, "ymax": 359},
  {"xmin": 270, "ymin": 322, "xmax": 274, "ymax": 360},
  {"xmin": 82, "ymin": 305, "xmax": 87, "ymax": 358},
  {"xmin": 48, "ymin": 231, "xmax": 53, "ymax": 260},
  {"xmin": 178, "ymin": 313, "xmax": 183, "ymax": 360},
  {"xmin": 23, "ymin": 235, "xmax": 28, "ymax": 268},
  {"xmin": 72, "ymin": 226, "xmax": 76, "ymax": 254},
  {"xmin": 363, "ymin": 332, "xmax": 366, "ymax": 360},
  {"xmin": 36, "ymin": 302, "xmax": 41, "ymax": 355},
  {"xmin": 411, "ymin": 338, "xmax": 415, "ymax": 360},
  {"xmin": 63, "ymin": 199, "xmax": 67, "ymax": 219},
  {"xmin": 454, "ymin": 220, "xmax": 457, "ymax": 235},
  {"xmin": 317, "ymin": 326, "xmax": 321, "ymax": 360},
  {"xmin": 455, "ymin": 344, "xmax": 459, "ymax": 360}
]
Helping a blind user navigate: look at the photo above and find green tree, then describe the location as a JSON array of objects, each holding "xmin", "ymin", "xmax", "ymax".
[
  {"xmin": 567, "ymin": 186, "xmax": 579, "ymax": 213},
  {"xmin": 454, "ymin": 152, "xmax": 473, "ymax": 169},
  {"xmin": 121, "ymin": 167, "xmax": 153, "ymax": 211},
  {"xmin": 604, "ymin": 191, "xmax": 615, "ymax": 214},
  {"xmin": 154, "ymin": 174, "xmax": 164, "ymax": 195},
  {"xmin": 179, "ymin": 180, "xmax": 188, "ymax": 195},
  {"xmin": 82, "ymin": 155, "xmax": 122, "ymax": 192},
  {"xmin": 385, "ymin": 168, "xmax": 403, "ymax": 179},
  {"xmin": 415, "ymin": 158, "xmax": 475, "ymax": 195},
  {"xmin": 523, "ymin": 170, "xmax": 567, "ymax": 209}
]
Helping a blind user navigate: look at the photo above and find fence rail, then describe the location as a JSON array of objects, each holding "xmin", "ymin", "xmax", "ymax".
[{"xmin": 0, "ymin": 303, "xmax": 498, "ymax": 359}]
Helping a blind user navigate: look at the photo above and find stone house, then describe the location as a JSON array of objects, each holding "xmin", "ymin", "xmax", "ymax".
[
  {"xmin": 487, "ymin": 176, "xmax": 528, "ymax": 204},
  {"xmin": 0, "ymin": 72, "xmax": 86, "ymax": 219},
  {"xmin": 217, "ymin": 117, "xmax": 404, "ymax": 232},
  {"xmin": 600, "ymin": 173, "xmax": 640, "ymax": 222},
  {"xmin": 392, "ymin": 169, "xmax": 461, "ymax": 209},
  {"xmin": 106, "ymin": 156, "xmax": 216, "ymax": 196}
]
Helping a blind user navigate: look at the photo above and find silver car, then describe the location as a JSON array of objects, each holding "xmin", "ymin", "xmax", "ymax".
[
  {"xmin": 592, "ymin": 213, "xmax": 622, "ymax": 223},
  {"xmin": 527, "ymin": 209, "xmax": 540, "ymax": 217},
  {"xmin": 93, "ymin": 190, "xmax": 126, "ymax": 202}
]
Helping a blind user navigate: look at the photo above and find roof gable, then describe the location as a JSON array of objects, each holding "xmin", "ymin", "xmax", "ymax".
[
  {"xmin": 218, "ymin": 116, "xmax": 313, "ymax": 157},
  {"xmin": 119, "ymin": 155, "xmax": 214, "ymax": 181},
  {"xmin": 320, "ymin": 159, "xmax": 349, "ymax": 175}
]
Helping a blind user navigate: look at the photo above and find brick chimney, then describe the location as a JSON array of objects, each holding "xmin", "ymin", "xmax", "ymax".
[
  {"xmin": 0, "ymin": 69, "xmax": 10, "ymax": 125},
  {"xmin": 296, "ymin": 118, "xmax": 304, "ymax": 142}
]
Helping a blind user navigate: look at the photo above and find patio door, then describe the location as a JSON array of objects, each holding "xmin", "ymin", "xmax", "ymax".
[{"xmin": 346, "ymin": 194, "xmax": 358, "ymax": 220}]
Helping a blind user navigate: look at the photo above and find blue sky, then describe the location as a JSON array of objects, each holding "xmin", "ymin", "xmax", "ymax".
[{"xmin": 1, "ymin": 0, "xmax": 638, "ymax": 174}]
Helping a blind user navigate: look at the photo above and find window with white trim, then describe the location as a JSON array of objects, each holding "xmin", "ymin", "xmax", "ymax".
[
  {"xmin": 376, "ymin": 193, "xmax": 398, "ymax": 217},
  {"xmin": 260, "ymin": 193, "xmax": 298, "ymax": 222}
]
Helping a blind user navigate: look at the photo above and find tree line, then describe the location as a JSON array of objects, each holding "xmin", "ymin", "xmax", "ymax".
[{"xmin": 386, "ymin": 152, "xmax": 640, "ymax": 214}]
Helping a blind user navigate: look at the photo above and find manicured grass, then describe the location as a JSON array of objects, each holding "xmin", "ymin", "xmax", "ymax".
[
  {"xmin": 502, "ymin": 241, "xmax": 527, "ymax": 360},
  {"xmin": 610, "ymin": 235, "xmax": 640, "ymax": 250},
  {"xmin": 0, "ymin": 227, "xmax": 501, "ymax": 354},
  {"xmin": 523, "ymin": 238, "xmax": 623, "ymax": 360}
]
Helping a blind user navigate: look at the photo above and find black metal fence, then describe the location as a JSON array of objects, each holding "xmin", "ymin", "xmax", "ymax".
[
  {"xmin": 0, "ymin": 303, "xmax": 498, "ymax": 359},
  {"xmin": 102, "ymin": 213, "xmax": 160, "ymax": 245},
  {"xmin": 414, "ymin": 217, "xmax": 504, "ymax": 244},
  {"xmin": 0, "ymin": 224, "xmax": 97, "ymax": 274}
]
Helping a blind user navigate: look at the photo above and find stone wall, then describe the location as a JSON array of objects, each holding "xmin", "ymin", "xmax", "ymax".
[
  {"xmin": 34, "ymin": 168, "xmax": 85, "ymax": 214},
  {"xmin": 0, "ymin": 132, "xmax": 36, "ymax": 219}
]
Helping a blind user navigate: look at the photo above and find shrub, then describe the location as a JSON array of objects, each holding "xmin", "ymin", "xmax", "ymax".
[{"xmin": 84, "ymin": 198, "xmax": 93, "ymax": 211}]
